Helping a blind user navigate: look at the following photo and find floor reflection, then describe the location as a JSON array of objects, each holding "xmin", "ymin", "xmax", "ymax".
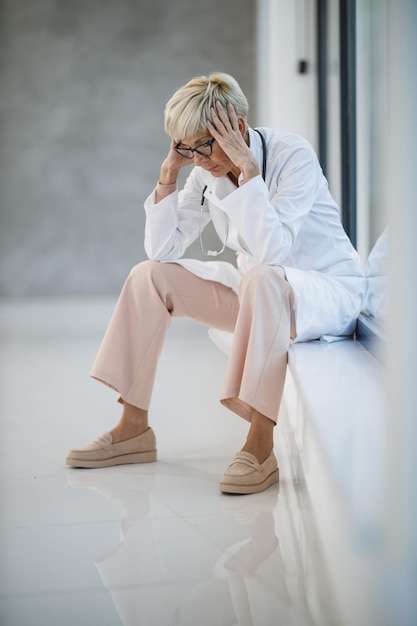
[{"xmin": 66, "ymin": 462, "xmax": 318, "ymax": 626}]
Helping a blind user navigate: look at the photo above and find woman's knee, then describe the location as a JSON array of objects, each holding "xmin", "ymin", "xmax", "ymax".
[
  {"xmin": 126, "ymin": 261, "xmax": 186, "ymax": 298},
  {"xmin": 240, "ymin": 265, "xmax": 288, "ymax": 294},
  {"xmin": 128, "ymin": 260, "xmax": 160, "ymax": 281},
  {"xmin": 123, "ymin": 260, "xmax": 161, "ymax": 293},
  {"xmin": 239, "ymin": 265, "xmax": 294, "ymax": 316}
]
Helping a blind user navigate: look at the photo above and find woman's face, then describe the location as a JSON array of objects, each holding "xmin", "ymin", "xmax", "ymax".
[{"xmin": 177, "ymin": 133, "xmax": 238, "ymax": 178}]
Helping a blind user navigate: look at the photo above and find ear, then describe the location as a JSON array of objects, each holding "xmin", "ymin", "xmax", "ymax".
[{"xmin": 237, "ymin": 116, "xmax": 247, "ymax": 137}]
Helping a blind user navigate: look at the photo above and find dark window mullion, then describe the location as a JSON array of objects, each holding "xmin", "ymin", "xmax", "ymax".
[
  {"xmin": 317, "ymin": 0, "xmax": 328, "ymax": 177},
  {"xmin": 339, "ymin": 0, "xmax": 357, "ymax": 247}
]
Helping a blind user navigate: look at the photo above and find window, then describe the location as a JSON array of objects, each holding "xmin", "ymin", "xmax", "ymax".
[{"xmin": 317, "ymin": 0, "xmax": 388, "ymax": 349}]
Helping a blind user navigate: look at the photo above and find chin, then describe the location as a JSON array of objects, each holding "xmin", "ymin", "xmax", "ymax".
[{"xmin": 206, "ymin": 167, "xmax": 224, "ymax": 177}]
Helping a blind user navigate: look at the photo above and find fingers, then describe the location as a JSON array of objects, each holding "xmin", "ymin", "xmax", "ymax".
[
  {"xmin": 164, "ymin": 138, "xmax": 191, "ymax": 172},
  {"xmin": 207, "ymin": 101, "xmax": 238, "ymax": 135},
  {"xmin": 214, "ymin": 101, "xmax": 237, "ymax": 130}
]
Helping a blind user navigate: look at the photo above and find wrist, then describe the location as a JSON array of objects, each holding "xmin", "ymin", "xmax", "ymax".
[
  {"xmin": 239, "ymin": 165, "xmax": 260, "ymax": 184},
  {"xmin": 158, "ymin": 179, "xmax": 177, "ymax": 187},
  {"xmin": 159, "ymin": 165, "xmax": 180, "ymax": 186},
  {"xmin": 159, "ymin": 174, "xmax": 179, "ymax": 185},
  {"xmin": 238, "ymin": 155, "xmax": 260, "ymax": 183},
  {"xmin": 155, "ymin": 181, "xmax": 176, "ymax": 203}
]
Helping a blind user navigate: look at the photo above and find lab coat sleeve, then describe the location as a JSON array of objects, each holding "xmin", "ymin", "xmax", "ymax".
[
  {"xmin": 143, "ymin": 171, "xmax": 210, "ymax": 262},
  {"xmin": 221, "ymin": 144, "xmax": 318, "ymax": 265}
]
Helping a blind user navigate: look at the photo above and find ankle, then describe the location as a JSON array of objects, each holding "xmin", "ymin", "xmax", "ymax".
[
  {"xmin": 241, "ymin": 439, "xmax": 273, "ymax": 464},
  {"xmin": 110, "ymin": 424, "xmax": 148, "ymax": 443},
  {"xmin": 241, "ymin": 410, "xmax": 275, "ymax": 462},
  {"xmin": 110, "ymin": 404, "xmax": 149, "ymax": 443}
]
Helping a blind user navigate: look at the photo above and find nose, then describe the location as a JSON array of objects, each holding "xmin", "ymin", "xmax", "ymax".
[{"xmin": 193, "ymin": 152, "xmax": 209, "ymax": 166}]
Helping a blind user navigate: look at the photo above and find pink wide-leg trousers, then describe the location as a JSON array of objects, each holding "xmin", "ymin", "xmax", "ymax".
[{"xmin": 90, "ymin": 261, "xmax": 294, "ymax": 424}]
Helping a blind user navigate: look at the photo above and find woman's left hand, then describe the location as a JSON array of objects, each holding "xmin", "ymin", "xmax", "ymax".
[{"xmin": 207, "ymin": 102, "xmax": 259, "ymax": 181}]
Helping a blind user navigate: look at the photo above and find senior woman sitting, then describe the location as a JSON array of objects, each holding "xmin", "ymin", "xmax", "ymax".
[{"xmin": 66, "ymin": 72, "xmax": 364, "ymax": 494}]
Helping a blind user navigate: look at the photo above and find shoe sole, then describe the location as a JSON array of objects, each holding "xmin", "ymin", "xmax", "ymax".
[
  {"xmin": 66, "ymin": 449, "xmax": 157, "ymax": 469},
  {"xmin": 219, "ymin": 468, "xmax": 279, "ymax": 495}
]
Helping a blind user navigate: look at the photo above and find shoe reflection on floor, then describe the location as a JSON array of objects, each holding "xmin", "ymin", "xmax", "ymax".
[{"xmin": 66, "ymin": 462, "xmax": 299, "ymax": 626}]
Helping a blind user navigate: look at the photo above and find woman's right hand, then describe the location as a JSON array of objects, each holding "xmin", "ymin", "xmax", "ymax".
[{"xmin": 159, "ymin": 139, "xmax": 192, "ymax": 185}]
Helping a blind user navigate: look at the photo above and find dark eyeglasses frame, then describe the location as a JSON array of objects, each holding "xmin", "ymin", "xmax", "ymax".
[{"xmin": 174, "ymin": 137, "xmax": 216, "ymax": 159}]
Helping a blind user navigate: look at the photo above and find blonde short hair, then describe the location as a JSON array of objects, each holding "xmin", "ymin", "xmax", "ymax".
[{"xmin": 164, "ymin": 72, "xmax": 249, "ymax": 142}]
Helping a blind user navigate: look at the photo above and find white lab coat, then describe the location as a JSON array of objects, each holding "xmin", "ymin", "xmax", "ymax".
[{"xmin": 144, "ymin": 127, "xmax": 365, "ymax": 343}]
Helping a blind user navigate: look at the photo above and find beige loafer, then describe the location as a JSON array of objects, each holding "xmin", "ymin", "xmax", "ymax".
[
  {"xmin": 66, "ymin": 427, "xmax": 157, "ymax": 468},
  {"xmin": 220, "ymin": 451, "xmax": 279, "ymax": 495}
]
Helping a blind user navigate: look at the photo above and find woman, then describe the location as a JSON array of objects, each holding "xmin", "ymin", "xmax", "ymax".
[{"xmin": 66, "ymin": 73, "xmax": 364, "ymax": 494}]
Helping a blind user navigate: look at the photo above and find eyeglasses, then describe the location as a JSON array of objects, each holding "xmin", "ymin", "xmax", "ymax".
[{"xmin": 174, "ymin": 138, "xmax": 216, "ymax": 159}]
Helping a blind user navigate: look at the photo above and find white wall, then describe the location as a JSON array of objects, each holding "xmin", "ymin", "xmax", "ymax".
[{"xmin": 256, "ymin": 0, "xmax": 317, "ymax": 149}]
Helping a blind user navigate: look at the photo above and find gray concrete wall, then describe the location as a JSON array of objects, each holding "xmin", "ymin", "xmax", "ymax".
[{"xmin": 0, "ymin": 0, "xmax": 256, "ymax": 296}]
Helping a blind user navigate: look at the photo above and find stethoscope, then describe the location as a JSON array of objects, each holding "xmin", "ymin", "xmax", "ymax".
[{"xmin": 199, "ymin": 129, "xmax": 267, "ymax": 257}]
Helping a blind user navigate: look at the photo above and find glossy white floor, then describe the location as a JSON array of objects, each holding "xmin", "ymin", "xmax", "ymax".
[{"xmin": 0, "ymin": 298, "xmax": 342, "ymax": 626}]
